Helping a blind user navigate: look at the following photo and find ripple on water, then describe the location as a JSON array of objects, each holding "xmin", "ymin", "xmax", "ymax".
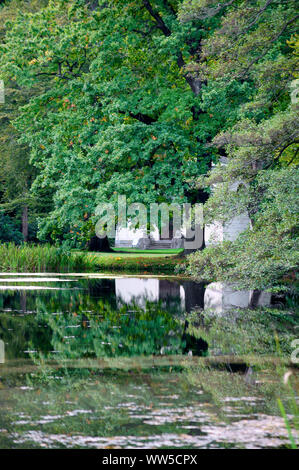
[{"xmin": 12, "ymin": 415, "xmax": 297, "ymax": 449}]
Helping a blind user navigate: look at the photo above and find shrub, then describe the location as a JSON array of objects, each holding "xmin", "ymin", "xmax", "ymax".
[{"xmin": 184, "ymin": 168, "xmax": 299, "ymax": 291}]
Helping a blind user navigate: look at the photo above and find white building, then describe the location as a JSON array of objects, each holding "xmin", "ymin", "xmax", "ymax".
[{"xmin": 205, "ymin": 157, "xmax": 251, "ymax": 246}]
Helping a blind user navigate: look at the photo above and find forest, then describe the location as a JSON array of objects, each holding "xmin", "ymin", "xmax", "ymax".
[{"xmin": 0, "ymin": 0, "xmax": 298, "ymax": 290}]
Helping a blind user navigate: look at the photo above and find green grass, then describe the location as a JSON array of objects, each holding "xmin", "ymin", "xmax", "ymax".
[
  {"xmin": 84, "ymin": 250, "xmax": 183, "ymax": 274},
  {"xmin": 0, "ymin": 243, "xmax": 183, "ymax": 274},
  {"xmin": 112, "ymin": 247, "xmax": 184, "ymax": 255},
  {"xmin": 0, "ymin": 243, "xmax": 97, "ymax": 273}
]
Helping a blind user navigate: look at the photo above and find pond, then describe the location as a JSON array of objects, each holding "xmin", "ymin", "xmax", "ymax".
[{"xmin": 0, "ymin": 273, "xmax": 298, "ymax": 449}]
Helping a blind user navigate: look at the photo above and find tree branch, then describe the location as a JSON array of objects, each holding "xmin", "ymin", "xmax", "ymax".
[
  {"xmin": 242, "ymin": 0, "xmax": 274, "ymax": 34},
  {"xmin": 240, "ymin": 14, "xmax": 299, "ymax": 78},
  {"xmin": 119, "ymin": 110, "xmax": 156, "ymax": 125},
  {"xmin": 142, "ymin": 0, "xmax": 171, "ymax": 36},
  {"xmin": 161, "ymin": 0, "xmax": 176, "ymax": 17},
  {"xmin": 180, "ymin": 0, "xmax": 237, "ymax": 22},
  {"xmin": 142, "ymin": 0, "xmax": 203, "ymax": 95}
]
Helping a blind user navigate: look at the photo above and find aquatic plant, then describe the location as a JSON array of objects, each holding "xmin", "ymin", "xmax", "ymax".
[{"xmin": 0, "ymin": 243, "xmax": 96, "ymax": 273}]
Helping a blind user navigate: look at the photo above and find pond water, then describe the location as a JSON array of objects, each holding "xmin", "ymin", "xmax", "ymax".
[{"xmin": 0, "ymin": 274, "xmax": 298, "ymax": 449}]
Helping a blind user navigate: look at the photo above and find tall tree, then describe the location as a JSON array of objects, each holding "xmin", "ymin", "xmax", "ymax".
[
  {"xmin": 0, "ymin": 0, "xmax": 229, "ymax": 246},
  {"xmin": 0, "ymin": 0, "xmax": 297, "ymax": 258},
  {"xmin": 0, "ymin": 0, "xmax": 50, "ymax": 241}
]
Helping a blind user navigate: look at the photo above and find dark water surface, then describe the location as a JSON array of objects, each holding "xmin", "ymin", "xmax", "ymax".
[{"xmin": 0, "ymin": 274, "xmax": 298, "ymax": 449}]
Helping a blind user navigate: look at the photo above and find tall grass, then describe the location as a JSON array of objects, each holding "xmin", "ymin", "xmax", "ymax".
[
  {"xmin": 0, "ymin": 243, "xmax": 97, "ymax": 273},
  {"xmin": 277, "ymin": 396, "xmax": 298, "ymax": 449},
  {"xmin": 0, "ymin": 243, "xmax": 182, "ymax": 274}
]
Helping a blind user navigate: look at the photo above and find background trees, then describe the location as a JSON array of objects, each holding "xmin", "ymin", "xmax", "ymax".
[{"xmin": 0, "ymin": 0, "xmax": 50, "ymax": 243}]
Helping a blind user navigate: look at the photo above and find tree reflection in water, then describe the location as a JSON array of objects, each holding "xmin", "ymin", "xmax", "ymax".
[
  {"xmin": 0, "ymin": 276, "xmax": 298, "ymax": 449},
  {"xmin": 0, "ymin": 277, "xmax": 207, "ymax": 360}
]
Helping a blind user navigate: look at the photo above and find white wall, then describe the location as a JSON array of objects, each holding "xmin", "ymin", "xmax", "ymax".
[
  {"xmin": 0, "ymin": 339, "xmax": 4, "ymax": 363},
  {"xmin": 204, "ymin": 282, "xmax": 271, "ymax": 314},
  {"xmin": 205, "ymin": 157, "xmax": 251, "ymax": 246},
  {"xmin": 115, "ymin": 223, "xmax": 160, "ymax": 247},
  {"xmin": 205, "ymin": 213, "xmax": 251, "ymax": 245}
]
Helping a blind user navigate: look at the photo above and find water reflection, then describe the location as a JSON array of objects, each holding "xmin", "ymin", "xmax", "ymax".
[
  {"xmin": 0, "ymin": 276, "xmax": 272, "ymax": 316},
  {"xmin": 115, "ymin": 278, "xmax": 205, "ymax": 312},
  {"xmin": 0, "ymin": 276, "xmax": 205, "ymax": 314},
  {"xmin": 1, "ymin": 364, "xmax": 297, "ymax": 449},
  {"xmin": 0, "ymin": 274, "xmax": 298, "ymax": 449},
  {"xmin": 0, "ymin": 276, "xmax": 275, "ymax": 361},
  {"xmin": 0, "ymin": 276, "xmax": 202, "ymax": 361},
  {"xmin": 204, "ymin": 282, "xmax": 271, "ymax": 314}
]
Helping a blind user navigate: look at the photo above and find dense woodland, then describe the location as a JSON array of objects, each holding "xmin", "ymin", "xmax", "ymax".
[{"xmin": 0, "ymin": 0, "xmax": 298, "ymax": 290}]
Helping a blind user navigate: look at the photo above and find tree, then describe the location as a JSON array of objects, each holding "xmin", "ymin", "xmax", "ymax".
[
  {"xmin": 0, "ymin": 0, "xmax": 297, "ymax": 282},
  {"xmin": 180, "ymin": 0, "xmax": 299, "ymax": 290},
  {"xmin": 0, "ymin": 0, "xmax": 50, "ymax": 242},
  {"xmin": 0, "ymin": 212, "xmax": 23, "ymax": 243},
  {"xmin": 0, "ymin": 0, "xmax": 235, "ymax": 246}
]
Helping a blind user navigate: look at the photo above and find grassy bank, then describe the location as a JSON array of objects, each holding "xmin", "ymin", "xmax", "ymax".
[
  {"xmin": 112, "ymin": 248, "xmax": 183, "ymax": 255},
  {"xmin": 0, "ymin": 244, "xmax": 183, "ymax": 274},
  {"xmin": 0, "ymin": 244, "xmax": 96, "ymax": 273},
  {"xmin": 84, "ymin": 250, "xmax": 183, "ymax": 274}
]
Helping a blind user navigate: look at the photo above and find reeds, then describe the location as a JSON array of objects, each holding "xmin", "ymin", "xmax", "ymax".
[{"xmin": 0, "ymin": 243, "xmax": 96, "ymax": 273}]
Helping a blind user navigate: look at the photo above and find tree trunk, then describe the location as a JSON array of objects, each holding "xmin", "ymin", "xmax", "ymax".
[
  {"xmin": 87, "ymin": 235, "xmax": 112, "ymax": 252},
  {"xmin": 22, "ymin": 205, "xmax": 28, "ymax": 242},
  {"xmin": 20, "ymin": 291, "xmax": 27, "ymax": 312}
]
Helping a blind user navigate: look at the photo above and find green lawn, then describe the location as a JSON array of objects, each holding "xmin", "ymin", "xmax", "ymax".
[
  {"xmin": 112, "ymin": 248, "xmax": 184, "ymax": 255},
  {"xmin": 83, "ymin": 249, "xmax": 184, "ymax": 274}
]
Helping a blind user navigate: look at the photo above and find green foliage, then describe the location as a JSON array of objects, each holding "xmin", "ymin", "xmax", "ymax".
[
  {"xmin": 0, "ymin": 213, "xmax": 23, "ymax": 243},
  {"xmin": 84, "ymin": 250, "xmax": 183, "ymax": 274},
  {"xmin": 0, "ymin": 242, "xmax": 181, "ymax": 273},
  {"xmin": 180, "ymin": 0, "xmax": 299, "ymax": 290},
  {"xmin": 0, "ymin": 0, "xmax": 52, "ymax": 241},
  {"xmin": 0, "ymin": 0, "xmax": 297, "ymax": 289},
  {"xmin": 188, "ymin": 306, "xmax": 299, "ymax": 356},
  {"xmin": 184, "ymin": 167, "xmax": 299, "ymax": 290},
  {"xmin": 35, "ymin": 302, "xmax": 183, "ymax": 359},
  {"xmin": 0, "ymin": 0, "xmax": 218, "ymax": 246}
]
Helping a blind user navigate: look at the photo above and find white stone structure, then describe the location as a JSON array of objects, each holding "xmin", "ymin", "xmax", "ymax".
[
  {"xmin": 204, "ymin": 282, "xmax": 271, "ymax": 314},
  {"xmin": 115, "ymin": 278, "xmax": 204, "ymax": 311},
  {"xmin": 205, "ymin": 157, "xmax": 251, "ymax": 246},
  {"xmin": 115, "ymin": 278, "xmax": 187, "ymax": 309},
  {"xmin": 115, "ymin": 222, "xmax": 160, "ymax": 248},
  {"xmin": 0, "ymin": 80, "xmax": 4, "ymax": 104},
  {"xmin": 114, "ymin": 157, "xmax": 250, "ymax": 249},
  {"xmin": 205, "ymin": 213, "xmax": 251, "ymax": 245},
  {"xmin": 115, "ymin": 222, "xmax": 184, "ymax": 249}
]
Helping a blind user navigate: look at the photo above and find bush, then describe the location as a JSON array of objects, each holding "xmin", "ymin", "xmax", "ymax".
[
  {"xmin": 184, "ymin": 168, "xmax": 299, "ymax": 291},
  {"xmin": 0, "ymin": 213, "xmax": 23, "ymax": 244}
]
